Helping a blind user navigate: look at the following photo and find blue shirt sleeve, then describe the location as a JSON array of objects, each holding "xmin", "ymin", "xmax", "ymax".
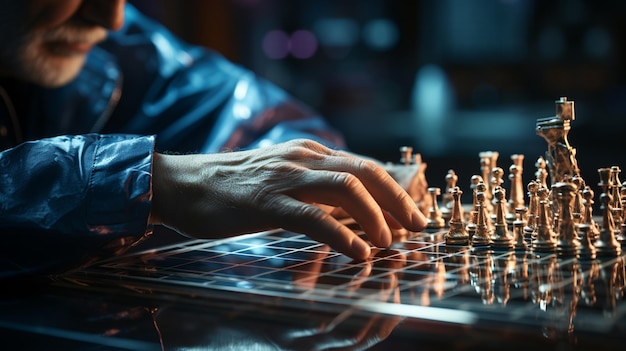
[{"xmin": 0, "ymin": 134, "xmax": 154, "ymax": 279}]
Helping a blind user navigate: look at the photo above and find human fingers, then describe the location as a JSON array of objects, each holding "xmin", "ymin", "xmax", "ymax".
[
  {"xmin": 288, "ymin": 169, "xmax": 393, "ymax": 248},
  {"xmin": 256, "ymin": 140, "xmax": 424, "ymax": 233},
  {"xmin": 307, "ymin": 153, "xmax": 427, "ymax": 232},
  {"xmin": 268, "ymin": 196, "xmax": 372, "ymax": 260}
]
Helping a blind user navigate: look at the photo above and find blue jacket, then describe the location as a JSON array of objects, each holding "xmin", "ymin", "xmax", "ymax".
[{"xmin": 0, "ymin": 5, "xmax": 344, "ymax": 280}]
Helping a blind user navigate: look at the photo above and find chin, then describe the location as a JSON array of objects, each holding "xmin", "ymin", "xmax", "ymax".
[
  {"xmin": 34, "ymin": 55, "xmax": 87, "ymax": 88},
  {"xmin": 14, "ymin": 45, "xmax": 88, "ymax": 88}
]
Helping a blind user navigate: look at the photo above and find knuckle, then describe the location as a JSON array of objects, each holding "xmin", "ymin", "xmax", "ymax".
[
  {"xmin": 288, "ymin": 139, "xmax": 330, "ymax": 158},
  {"xmin": 334, "ymin": 172, "xmax": 362, "ymax": 192},
  {"xmin": 393, "ymin": 189, "xmax": 410, "ymax": 204},
  {"xmin": 290, "ymin": 204, "xmax": 332, "ymax": 227},
  {"xmin": 273, "ymin": 162, "xmax": 304, "ymax": 176},
  {"xmin": 359, "ymin": 159, "xmax": 383, "ymax": 175},
  {"xmin": 354, "ymin": 158, "xmax": 389, "ymax": 183},
  {"xmin": 283, "ymin": 140, "xmax": 318, "ymax": 160}
]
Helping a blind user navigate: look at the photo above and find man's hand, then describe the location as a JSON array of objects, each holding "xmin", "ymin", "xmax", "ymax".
[{"xmin": 149, "ymin": 139, "xmax": 427, "ymax": 260}]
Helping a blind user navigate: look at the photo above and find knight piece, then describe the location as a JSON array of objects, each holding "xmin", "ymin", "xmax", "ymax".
[{"xmin": 535, "ymin": 97, "xmax": 581, "ymax": 185}]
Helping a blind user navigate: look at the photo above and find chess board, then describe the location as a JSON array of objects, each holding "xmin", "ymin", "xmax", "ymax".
[{"xmin": 62, "ymin": 223, "xmax": 626, "ymax": 347}]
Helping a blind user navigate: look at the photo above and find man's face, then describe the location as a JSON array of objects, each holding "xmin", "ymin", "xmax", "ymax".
[{"xmin": 0, "ymin": 0, "xmax": 126, "ymax": 88}]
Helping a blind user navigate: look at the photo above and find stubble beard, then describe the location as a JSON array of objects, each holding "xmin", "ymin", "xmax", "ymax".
[{"xmin": 2, "ymin": 24, "xmax": 107, "ymax": 88}]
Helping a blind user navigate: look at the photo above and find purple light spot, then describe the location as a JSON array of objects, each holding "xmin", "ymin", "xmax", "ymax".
[
  {"xmin": 290, "ymin": 30, "xmax": 318, "ymax": 59},
  {"xmin": 262, "ymin": 30, "xmax": 289, "ymax": 59}
]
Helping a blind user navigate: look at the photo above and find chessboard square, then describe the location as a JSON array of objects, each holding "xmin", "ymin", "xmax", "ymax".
[{"xmin": 174, "ymin": 260, "xmax": 232, "ymax": 274}]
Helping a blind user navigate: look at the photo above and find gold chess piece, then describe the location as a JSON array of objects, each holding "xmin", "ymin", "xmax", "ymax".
[
  {"xmin": 444, "ymin": 186, "xmax": 469, "ymax": 246},
  {"xmin": 536, "ymin": 97, "xmax": 581, "ymax": 185},
  {"xmin": 471, "ymin": 190, "xmax": 493, "ymax": 249},
  {"xmin": 532, "ymin": 186, "xmax": 557, "ymax": 253},
  {"xmin": 555, "ymin": 182, "xmax": 581, "ymax": 257},
  {"xmin": 441, "ymin": 169, "xmax": 458, "ymax": 222},
  {"xmin": 507, "ymin": 154, "xmax": 525, "ymax": 224},
  {"xmin": 426, "ymin": 187, "xmax": 445, "ymax": 229},
  {"xmin": 491, "ymin": 186, "xmax": 514, "ymax": 250},
  {"xmin": 594, "ymin": 192, "xmax": 622, "ymax": 257},
  {"xmin": 513, "ymin": 207, "xmax": 529, "ymax": 252},
  {"xmin": 524, "ymin": 181, "xmax": 540, "ymax": 243}
]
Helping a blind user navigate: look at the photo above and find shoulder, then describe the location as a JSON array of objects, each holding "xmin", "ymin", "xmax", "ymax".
[{"xmin": 102, "ymin": 4, "xmax": 235, "ymax": 76}]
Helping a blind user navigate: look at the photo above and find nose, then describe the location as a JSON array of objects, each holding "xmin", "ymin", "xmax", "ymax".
[{"xmin": 79, "ymin": 0, "xmax": 126, "ymax": 31}]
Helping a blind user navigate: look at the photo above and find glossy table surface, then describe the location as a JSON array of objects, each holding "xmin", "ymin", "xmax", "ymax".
[{"xmin": 1, "ymin": 226, "xmax": 625, "ymax": 350}]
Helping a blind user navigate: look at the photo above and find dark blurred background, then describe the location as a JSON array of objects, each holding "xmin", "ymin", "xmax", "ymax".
[{"xmin": 129, "ymin": 0, "xmax": 626, "ymax": 190}]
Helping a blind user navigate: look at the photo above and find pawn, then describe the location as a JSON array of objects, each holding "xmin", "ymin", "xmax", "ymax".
[
  {"xmin": 571, "ymin": 175, "xmax": 585, "ymax": 225},
  {"xmin": 535, "ymin": 156, "xmax": 548, "ymax": 189},
  {"xmin": 598, "ymin": 167, "xmax": 611, "ymax": 194},
  {"xmin": 532, "ymin": 186, "xmax": 557, "ymax": 253},
  {"xmin": 507, "ymin": 155, "xmax": 525, "ymax": 223},
  {"xmin": 471, "ymin": 191, "xmax": 493, "ymax": 248},
  {"xmin": 513, "ymin": 207, "xmax": 529, "ymax": 252},
  {"xmin": 491, "ymin": 186, "xmax": 514, "ymax": 250},
  {"xmin": 441, "ymin": 169, "xmax": 458, "ymax": 222},
  {"xmin": 491, "ymin": 167, "xmax": 505, "ymax": 193},
  {"xmin": 489, "ymin": 166, "xmax": 505, "ymax": 214},
  {"xmin": 610, "ymin": 166, "xmax": 622, "ymax": 209},
  {"xmin": 524, "ymin": 181, "xmax": 540, "ymax": 243},
  {"xmin": 577, "ymin": 223, "xmax": 597, "ymax": 260},
  {"xmin": 610, "ymin": 166, "xmax": 624, "ymax": 244},
  {"xmin": 470, "ymin": 175, "xmax": 483, "ymax": 207},
  {"xmin": 469, "ymin": 176, "xmax": 483, "ymax": 224},
  {"xmin": 475, "ymin": 181, "xmax": 491, "ymax": 231},
  {"xmin": 467, "ymin": 179, "xmax": 485, "ymax": 239},
  {"xmin": 426, "ymin": 187, "xmax": 445, "ymax": 229},
  {"xmin": 594, "ymin": 192, "xmax": 622, "ymax": 257},
  {"xmin": 444, "ymin": 186, "xmax": 469, "ymax": 245},
  {"xmin": 399, "ymin": 146, "xmax": 413, "ymax": 166},
  {"xmin": 582, "ymin": 186, "xmax": 600, "ymax": 241},
  {"xmin": 555, "ymin": 182, "xmax": 581, "ymax": 257},
  {"xmin": 621, "ymin": 185, "xmax": 626, "ymax": 246}
]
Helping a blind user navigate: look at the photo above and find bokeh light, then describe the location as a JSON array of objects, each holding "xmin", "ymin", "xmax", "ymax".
[{"xmin": 262, "ymin": 30, "xmax": 290, "ymax": 59}]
